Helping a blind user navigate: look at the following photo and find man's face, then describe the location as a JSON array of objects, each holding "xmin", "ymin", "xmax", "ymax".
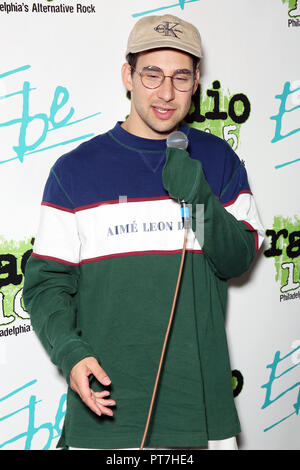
[{"xmin": 122, "ymin": 48, "xmax": 199, "ymax": 139}]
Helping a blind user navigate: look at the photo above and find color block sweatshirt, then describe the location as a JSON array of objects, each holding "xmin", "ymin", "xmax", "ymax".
[{"xmin": 22, "ymin": 122, "xmax": 264, "ymax": 449}]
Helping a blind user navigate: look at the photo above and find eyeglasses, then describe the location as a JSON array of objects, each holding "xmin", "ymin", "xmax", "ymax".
[{"xmin": 131, "ymin": 66, "xmax": 195, "ymax": 92}]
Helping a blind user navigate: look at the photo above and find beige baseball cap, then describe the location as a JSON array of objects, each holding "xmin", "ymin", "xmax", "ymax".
[{"xmin": 126, "ymin": 14, "xmax": 202, "ymax": 60}]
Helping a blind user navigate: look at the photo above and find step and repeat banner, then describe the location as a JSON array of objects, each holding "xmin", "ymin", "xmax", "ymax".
[{"xmin": 0, "ymin": 0, "xmax": 299, "ymax": 450}]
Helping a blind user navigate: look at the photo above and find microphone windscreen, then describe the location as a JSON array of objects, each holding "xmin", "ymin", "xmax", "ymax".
[{"xmin": 166, "ymin": 131, "xmax": 188, "ymax": 150}]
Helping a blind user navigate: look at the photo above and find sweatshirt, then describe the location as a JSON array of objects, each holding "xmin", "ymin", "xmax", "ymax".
[{"xmin": 22, "ymin": 122, "xmax": 264, "ymax": 449}]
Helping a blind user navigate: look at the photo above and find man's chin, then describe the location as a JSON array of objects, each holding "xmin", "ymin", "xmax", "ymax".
[{"xmin": 147, "ymin": 120, "xmax": 180, "ymax": 138}]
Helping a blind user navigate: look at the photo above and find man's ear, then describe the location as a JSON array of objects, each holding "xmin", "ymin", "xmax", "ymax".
[
  {"xmin": 121, "ymin": 63, "xmax": 133, "ymax": 92},
  {"xmin": 192, "ymin": 68, "xmax": 200, "ymax": 95}
]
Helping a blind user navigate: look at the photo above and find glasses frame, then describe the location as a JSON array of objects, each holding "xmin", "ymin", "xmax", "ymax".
[{"xmin": 131, "ymin": 66, "xmax": 196, "ymax": 92}]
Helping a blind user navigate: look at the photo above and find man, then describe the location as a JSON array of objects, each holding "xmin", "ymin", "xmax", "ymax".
[{"xmin": 23, "ymin": 14, "xmax": 264, "ymax": 450}]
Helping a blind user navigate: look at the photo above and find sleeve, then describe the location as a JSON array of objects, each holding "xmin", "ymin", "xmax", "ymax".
[
  {"xmin": 22, "ymin": 163, "xmax": 96, "ymax": 384},
  {"xmin": 162, "ymin": 142, "xmax": 265, "ymax": 280}
]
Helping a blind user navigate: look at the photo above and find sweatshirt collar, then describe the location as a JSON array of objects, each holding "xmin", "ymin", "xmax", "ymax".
[{"xmin": 109, "ymin": 121, "xmax": 190, "ymax": 152}]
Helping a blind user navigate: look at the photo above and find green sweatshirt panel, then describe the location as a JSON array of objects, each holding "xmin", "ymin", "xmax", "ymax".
[{"xmin": 49, "ymin": 252, "xmax": 240, "ymax": 448}]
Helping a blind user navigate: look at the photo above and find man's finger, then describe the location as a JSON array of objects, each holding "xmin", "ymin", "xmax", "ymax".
[
  {"xmin": 90, "ymin": 390, "xmax": 115, "ymax": 416},
  {"xmin": 93, "ymin": 390, "xmax": 111, "ymax": 398},
  {"xmin": 100, "ymin": 407, "xmax": 114, "ymax": 417},
  {"xmin": 92, "ymin": 390, "xmax": 115, "ymax": 403},
  {"xmin": 83, "ymin": 391, "xmax": 103, "ymax": 416},
  {"xmin": 96, "ymin": 398, "xmax": 116, "ymax": 406},
  {"xmin": 89, "ymin": 360, "xmax": 111, "ymax": 386}
]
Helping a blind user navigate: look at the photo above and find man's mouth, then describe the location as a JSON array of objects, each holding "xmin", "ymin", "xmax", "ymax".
[{"xmin": 152, "ymin": 106, "xmax": 176, "ymax": 119}]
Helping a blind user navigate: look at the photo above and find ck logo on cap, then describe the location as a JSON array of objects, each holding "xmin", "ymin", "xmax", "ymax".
[{"xmin": 154, "ymin": 21, "xmax": 183, "ymax": 39}]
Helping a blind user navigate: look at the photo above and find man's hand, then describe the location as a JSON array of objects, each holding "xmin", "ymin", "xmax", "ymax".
[
  {"xmin": 69, "ymin": 356, "xmax": 116, "ymax": 417},
  {"xmin": 162, "ymin": 147, "xmax": 200, "ymax": 202}
]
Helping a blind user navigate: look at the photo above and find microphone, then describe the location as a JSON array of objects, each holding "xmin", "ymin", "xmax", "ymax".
[
  {"xmin": 166, "ymin": 131, "xmax": 190, "ymax": 227},
  {"xmin": 166, "ymin": 130, "xmax": 188, "ymax": 150}
]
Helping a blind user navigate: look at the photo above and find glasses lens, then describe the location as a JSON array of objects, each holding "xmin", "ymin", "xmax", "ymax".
[
  {"xmin": 172, "ymin": 72, "xmax": 194, "ymax": 91},
  {"xmin": 141, "ymin": 67, "xmax": 163, "ymax": 89}
]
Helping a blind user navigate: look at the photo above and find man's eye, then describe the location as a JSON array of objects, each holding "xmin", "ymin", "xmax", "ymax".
[
  {"xmin": 145, "ymin": 72, "xmax": 161, "ymax": 79},
  {"xmin": 174, "ymin": 75, "xmax": 190, "ymax": 81}
]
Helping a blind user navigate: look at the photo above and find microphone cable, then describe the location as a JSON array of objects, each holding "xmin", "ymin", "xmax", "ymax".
[{"xmin": 139, "ymin": 200, "xmax": 191, "ymax": 450}]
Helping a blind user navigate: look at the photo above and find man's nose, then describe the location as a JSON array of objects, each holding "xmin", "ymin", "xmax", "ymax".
[{"xmin": 157, "ymin": 76, "xmax": 175, "ymax": 102}]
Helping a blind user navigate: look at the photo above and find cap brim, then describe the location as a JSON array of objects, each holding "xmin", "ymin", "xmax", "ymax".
[{"xmin": 126, "ymin": 40, "xmax": 202, "ymax": 59}]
